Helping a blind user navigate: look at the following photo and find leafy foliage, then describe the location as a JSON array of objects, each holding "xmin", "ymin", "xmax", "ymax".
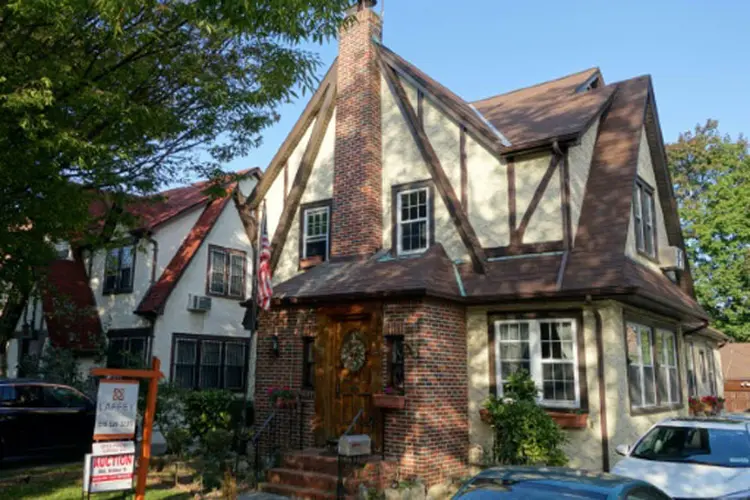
[
  {"xmin": 18, "ymin": 343, "xmax": 101, "ymax": 395},
  {"xmin": 181, "ymin": 389, "xmax": 236, "ymax": 439},
  {"xmin": 667, "ymin": 120, "xmax": 750, "ymax": 339},
  {"xmin": 0, "ymin": 0, "xmax": 352, "ymax": 341},
  {"xmin": 483, "ymin": 371, "xmax": 568, "ymax": 466}
]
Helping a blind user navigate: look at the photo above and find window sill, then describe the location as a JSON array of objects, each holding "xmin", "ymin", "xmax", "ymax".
[
  {"xmin": 299, "ymin": 255, "xmax": 324, "ymax": 270},
  {"xmin": 546, "ymin": 411, "xmax": 588, "ymax": 429},
  {"xmin": 103, "ymin": 289, "xmax": 134, "ymax": 296},
  {"xmin": 206, "ymin": 292, "xmax": 246, "ymax": 301},
  {"xmin": 373, "ymin": 393, "xmax": 406, "ymax": 410},
  {"xmin": 636, "ymin": 249, "xmax": 659, "ymax": 264},
  {"xmin": 630, "ymin": 403, "xmax": 683, "ymax": 416}
]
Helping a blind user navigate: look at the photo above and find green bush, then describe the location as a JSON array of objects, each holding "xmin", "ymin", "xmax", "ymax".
[
  {"xmin": 483, "ymin": 371, "xmax": 568, "ymax": 466},
  {"xmin": 182, "ymin": 389, "xmax": 236, "ymax": 439}
]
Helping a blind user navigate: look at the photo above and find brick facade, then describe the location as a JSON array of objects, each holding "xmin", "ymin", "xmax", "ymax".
[
  {"xmin": 255, "ymin": 299, "xmax": 469, "ymax": 486},
  {"xmin": 331, "ymin": 5, "xmax": 383, "ymax": 258}
]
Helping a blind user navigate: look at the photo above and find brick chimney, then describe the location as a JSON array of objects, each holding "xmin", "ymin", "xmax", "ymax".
[{"xmin": 331, "ymin": 1, "xmax": 383, "ymax": 259}]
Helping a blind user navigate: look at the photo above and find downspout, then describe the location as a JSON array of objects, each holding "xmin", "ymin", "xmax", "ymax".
[
  {"xmin": 683, "ymin": 319, "xmax": 709, "ymax": 337},
  {"xmin": 145, "ymin": 234, "xmax": 159, "ymax": 284},
  {"xmin": 594, "ymin": 308, "xmax": 610, "ymax": 471}
]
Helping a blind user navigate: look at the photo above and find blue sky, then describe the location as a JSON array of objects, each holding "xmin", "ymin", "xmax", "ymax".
[{"xmin": 224, "ymin": 0, "xmax": 749, "ymax": 175}]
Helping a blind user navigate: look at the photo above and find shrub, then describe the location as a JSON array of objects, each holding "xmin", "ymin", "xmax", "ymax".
[
  {"xmin": 483, "ymin": 371, "xmax": 568, "ymax": 466},
  {"xmin": 182, "ymin": 389, "xmax": 236, "ymax": 439},
  {"xmin": 18, "ymin": 344, "xmax": 95, "ymax": 394}
]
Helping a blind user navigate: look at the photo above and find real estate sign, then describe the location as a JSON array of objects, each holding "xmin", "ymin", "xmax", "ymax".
[
  {"xmin": 83, "ymin": 441, "xmax": 136, "ymax": 493},
  {"xmin": 93, "ymin": 380, "xmax": 139, "ymax": 440}
]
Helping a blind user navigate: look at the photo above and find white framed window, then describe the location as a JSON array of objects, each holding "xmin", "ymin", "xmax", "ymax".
[
  {"xmin": 494, "ymin": 318, "xmax": 580, "ymax": 408},
  {"xmin": 302, "ymin": 205, "xmax": 330, "ymax": 260},
  {"xmin": 207, "ymin": 245, "xmax": 246, "ymax": 299},
  {"xmin": 626, "ymin": 322, "xmax": 657, "ymax": 408},
  {"xmin": 397, "ymin": 187, "xmax": 430, "ymax": 254},
  {"xmin": 656, "ymin": 329, "xmax": 680, "ymax": 404}
]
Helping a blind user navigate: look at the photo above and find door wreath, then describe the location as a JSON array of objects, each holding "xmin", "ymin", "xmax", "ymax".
[{"xmin": 340, "ymin": 331, "xmax": 367, "ymax": 373}]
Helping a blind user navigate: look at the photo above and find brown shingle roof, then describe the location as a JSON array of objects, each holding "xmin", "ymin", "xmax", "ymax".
[{"xmin": 273, "ymin": 244, "xmax": 460, "ymax": 303}]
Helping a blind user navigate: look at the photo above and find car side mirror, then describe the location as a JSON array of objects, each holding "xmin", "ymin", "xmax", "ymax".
[{"xmin": 615, "ymin": 444, "xmax": 631, "ymax": 456}]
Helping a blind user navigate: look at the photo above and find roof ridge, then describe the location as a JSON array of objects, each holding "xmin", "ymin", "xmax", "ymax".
[{"xmin": 471, "ymin": 67, "xmax": 601, "ymax": 104}]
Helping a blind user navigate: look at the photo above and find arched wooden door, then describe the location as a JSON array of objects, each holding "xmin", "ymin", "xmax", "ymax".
[{"xmin": 315, "ymin": 307, "xmax": 382, "ymax": 451}]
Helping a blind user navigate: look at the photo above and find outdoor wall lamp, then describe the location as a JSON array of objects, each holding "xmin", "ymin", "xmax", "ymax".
[{"xmin": 271, "ymin": 335, "xmax": 280, "ymax": 357}]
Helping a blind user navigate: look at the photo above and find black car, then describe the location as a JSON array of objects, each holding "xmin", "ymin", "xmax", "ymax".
[{"xmin": 0, "ymin": 380, "xmax": 95, "ymax": 461}]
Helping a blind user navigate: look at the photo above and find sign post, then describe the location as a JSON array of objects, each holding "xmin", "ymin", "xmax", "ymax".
[{"xmin": 90, "ymin": 357, "xmax": 163, "ymax": 500}]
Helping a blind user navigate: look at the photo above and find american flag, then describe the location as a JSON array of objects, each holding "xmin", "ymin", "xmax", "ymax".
[{"xmin": 257, "ymin": 206, "xmax": 273, "ymax": 311}]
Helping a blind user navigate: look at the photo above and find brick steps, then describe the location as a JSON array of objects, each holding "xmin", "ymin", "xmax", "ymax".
[
  {"xmin": 267, "ymin": 467, "xmax": 359, "ymax": 494},
  {"xmin": 259, "ymin": 482, "xmax": 341, "ymax": 500}
]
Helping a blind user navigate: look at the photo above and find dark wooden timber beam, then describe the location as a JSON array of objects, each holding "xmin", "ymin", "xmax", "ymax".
[
  {"xmin": 381, "ymin": 61, "xmax": 486, "ymax": 274},
  {"xmin": 269, "ymin": 83, "xmax": 337, "ymax": 272},
  {"xmin": 244, "ymin": 62, "xmax": 337, "ymax": 210},
  {"xmin": 516, "ymin": 153, "xmax": 561, "ymax": 243}
]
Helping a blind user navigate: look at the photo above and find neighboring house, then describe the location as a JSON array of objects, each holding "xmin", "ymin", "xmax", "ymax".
[
  {"xmin": 7, "ymin": 169, "xmax": 261, "ymax": 397},
  {"xmin": 244, "ymin": 2, "xmax": 725, "ymax": 488},
  {"xmin": 720, "ymin": 342, "xmax": 750, "ymax": 411}
]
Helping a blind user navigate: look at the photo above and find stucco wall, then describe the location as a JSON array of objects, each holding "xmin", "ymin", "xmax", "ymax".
[
  {"xmin": 273, "ymin": 110, "xmax": 337, "ymax": 285},
  {"xmin": 568, "ymin": 118, "xmax": 600, "ymax": 245},
  {"xmin": 154, "ymin": 199, "xmax": 255, "ymax": 396},
  {"xmin": 423, "ymin": 96, "xmax": 461, "ymax": 196},
  {"xmin": 466, "ymin": 134, "xmax": 509, "ymax": 248},
  {"xmin": 381, "ymin": 75, "xmax": 467, "ymax": 261},
  {"xmin": 152, "ymin": 207, "xmax": 203, "ymax": 285},
  {"xmin": 514, "ymin": 152, "xmax": 563, "ymax": 244},
  {"xmin": 266, "ymin": 119, "xmax": 316, "ymax": 240},
  {"xmin": 467, "ymin": 301, "xmax": 691, "ymax": 471},
  {"xmin": 625, "ymin": 126, "xmax": 671, "ymax": 270},
  {"xmin": 603, "ymin": 303, "xmax": 688, "ymax": 469}
]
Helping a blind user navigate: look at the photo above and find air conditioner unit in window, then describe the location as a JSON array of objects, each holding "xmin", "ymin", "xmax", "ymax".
[
  {"xmin": 660, "ymin": 246, "xmax": 685, "ymax": 271},
  {"xmin": 187, "ymin": 294, "xmax": 212, "ymax": 313}
]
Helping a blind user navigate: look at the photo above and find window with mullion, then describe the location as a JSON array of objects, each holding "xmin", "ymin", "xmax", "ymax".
[
  {"xmin": 627, "ymin": 323, "xmax": 657, "ymax": 408},
  {"xmin": 208, "ymin": 246, "xmax": 246, "ymax": 299},
  {"xmin": 302, "ymin": 338, "xmax": 315, "ymax": 389},
  {"xmin": 656, "ymin": 329, "xmax": 680, "ymax": 404},
  {"xmin": 174, "ymin": 338, "xmax": 198, "ymax": 389},
  {"xmin": 199, "ymin": 340, "xmax": 222, "ymax": 389},
  {"xmin": 397, "ymin": 187, "xmax": 429, "ymax": 254},
  {"xmin": 303, "ymin": 206, "xmax": 330, "ymax": 260},
  {"xmin": 634, "ymin": 179, "xmax": 657, "ymax": 259},
  {"xmin": 172, "ymin": 335, "xmax": 248, "ymax": 391},
  {"xmin": 104, "ymin": 245, "xmax": 135, "ymax": 294},
  {"xmin": 223, "ymin": 342, "xmax": 246, "ymax": 390},
  {"xmin": 494, "ymin": 319, "xmax": 579, "ymax": 408}
]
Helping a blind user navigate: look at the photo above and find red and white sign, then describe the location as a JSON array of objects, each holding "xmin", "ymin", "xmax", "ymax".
[
  {"xmin": 94, "ymin": 380, "xmax": 139, "ymax": 440},
  {"xmin": 83, "ymin": 444, "xmax": 136, "ymax": 493}
]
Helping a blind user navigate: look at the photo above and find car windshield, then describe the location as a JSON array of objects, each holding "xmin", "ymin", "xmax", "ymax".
[{"xmin": 631, "ymin": 425, "xmax": 750, "ymax": 468}]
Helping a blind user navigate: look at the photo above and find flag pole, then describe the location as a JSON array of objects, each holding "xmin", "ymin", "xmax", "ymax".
[{"xmin": 237, "ymin": 201, "xmax": 263, "ymax": 471}]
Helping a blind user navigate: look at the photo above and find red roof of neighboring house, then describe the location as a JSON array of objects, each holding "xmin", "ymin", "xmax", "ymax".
[
  {"xmin": 41, "ymin": 259, "xmax": 102, "ymax": 351},
  {"xmin": 89, "ymin": 167, "xmax": 261, "ymax": 232},
  {"xmin": 135, "ymin": 185, "xmax": 237, "ymax": 316}
]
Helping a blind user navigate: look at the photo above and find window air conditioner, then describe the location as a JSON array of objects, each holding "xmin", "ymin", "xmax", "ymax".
[
  {"xmin": 187, "ymin": 294, "xmax": 212, "ymax": 313},
  {"xmin": 659, "ymin": 246, "xmax": 685, "ymax": 271}
]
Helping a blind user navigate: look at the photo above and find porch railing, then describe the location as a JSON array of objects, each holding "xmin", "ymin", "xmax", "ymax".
[{"xmin": 249, "ymin": 397, "xmax": 305, "ymax": 486}]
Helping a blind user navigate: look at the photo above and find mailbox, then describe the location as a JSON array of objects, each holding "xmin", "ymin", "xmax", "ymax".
[{"xmin": 338, "ymin": 434, "xmax": 371, "ymax": 457}]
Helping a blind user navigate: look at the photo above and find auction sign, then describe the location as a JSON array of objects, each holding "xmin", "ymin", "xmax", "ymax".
[
  {"xmin": 93, "ymin": 380, "xmax": 139, "ymax": 440},
  {"xmin": 83, "ymin": 441, "xmax": 136, "ymax": 493}
]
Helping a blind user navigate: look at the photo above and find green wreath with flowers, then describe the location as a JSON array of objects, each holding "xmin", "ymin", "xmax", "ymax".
[{"xmin": 340, "ymin": 331, "xmax": 367, "ymax": 373}]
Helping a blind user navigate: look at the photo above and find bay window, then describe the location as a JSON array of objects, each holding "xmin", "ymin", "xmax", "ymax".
[{"xmin": 493, "ymin": 318, "xmax": 580, "ymax": 408}]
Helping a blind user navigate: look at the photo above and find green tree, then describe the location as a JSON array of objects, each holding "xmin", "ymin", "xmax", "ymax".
[
  {"xmin": 667, "ymin": 120, "xmax": 750, "ymax": 340},
  {"xmin": 0, "ymin": 0, "xmax": 351, "ymax": 348}
]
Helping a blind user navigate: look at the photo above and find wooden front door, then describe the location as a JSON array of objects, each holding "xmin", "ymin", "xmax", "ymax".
[{"xmin": 315, "ymin": 309, "xmax": 382, "ymax": 451}]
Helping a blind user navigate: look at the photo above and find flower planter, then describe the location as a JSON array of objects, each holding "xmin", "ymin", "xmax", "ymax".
[
  {"xmin": 299, "ymin": 255, "xmax": 323, "ymax": 270},
  {"xmin": 547, "ymin": 411, "xmax": 588, "ymax": 429},
  {"xmin": 274, "ymin": 399, "xmax": 297, "ymax": 409},
  {"xmin": 373, "ymin": 393, "xmax": 406, "ymax": 410}
]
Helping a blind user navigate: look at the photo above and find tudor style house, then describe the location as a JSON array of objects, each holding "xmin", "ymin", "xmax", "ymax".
[
  {"xmin": 242, "ymin": 1, "xmax": 726, "ymax": 491},
  {"xmin": 8, "ymin": 170, "xmax": 261, "ymax": 396}
]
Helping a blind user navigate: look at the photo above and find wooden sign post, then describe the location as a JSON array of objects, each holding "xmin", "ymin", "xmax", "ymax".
[{"xmin": 91, "ymin": 357, "xmax": 163, "ymax": 500}]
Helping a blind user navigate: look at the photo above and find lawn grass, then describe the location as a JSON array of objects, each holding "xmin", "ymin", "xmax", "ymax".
[{"xmin": 0, "ymin": 461, "xmax": 194, "ymax": 499}]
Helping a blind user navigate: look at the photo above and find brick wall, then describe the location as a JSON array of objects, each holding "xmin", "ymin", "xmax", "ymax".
[
  {"xmin": 383, "ymin": 299, "xmax": 469, "ymax": 484},
  {"xmin": 255, "ymin": 306, "xmax": 317, "ymax": 450},
  {"xmin": 331, "ymin": 5, "xmax": 383, "ymax": 258}
]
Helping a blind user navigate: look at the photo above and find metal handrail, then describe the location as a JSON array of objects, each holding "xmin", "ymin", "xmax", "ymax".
[
  {"xmin": 337, "ymin": 409, "xmax": 365, "ymax": 499},
  {"xmin": 251, "ymin": 410, "xmax": 276, "ymax": 486},
  {"xmin": 252, "ymin": 411, "xmax": 276, "ymax": 446}
]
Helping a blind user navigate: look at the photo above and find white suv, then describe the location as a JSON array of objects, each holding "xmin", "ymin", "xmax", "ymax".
[{"xmin": 612, "ymin": 417, "xmax": 750, "ymax": 499}]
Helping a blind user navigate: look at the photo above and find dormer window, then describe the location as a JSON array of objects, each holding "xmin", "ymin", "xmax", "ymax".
[
  {"xmin": 103, "ymin": 246, "xmax": 135, "ymax": 294},
  {"xmin": 633, "ymin": 178, "xmax": 657, "ymax": 260},
  {"xmin": 393, "ymin": 180, "xmax": 434, "ymax": 256}
]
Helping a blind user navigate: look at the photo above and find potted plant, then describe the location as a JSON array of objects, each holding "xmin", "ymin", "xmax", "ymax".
[
  {"xmin": 688, "ymin": 397, "xmax": 704, "ymax": 415},
  {"xmin": 373, "ymin": 386, "xmax": 406, "ymax": 410},
  {"xmin": 546, "ymin": 409, "xmax": 588, "ymax": 429},
  {"xmin": 268, "ymin": 387, "xmax": 297, "ymax": 409}
]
